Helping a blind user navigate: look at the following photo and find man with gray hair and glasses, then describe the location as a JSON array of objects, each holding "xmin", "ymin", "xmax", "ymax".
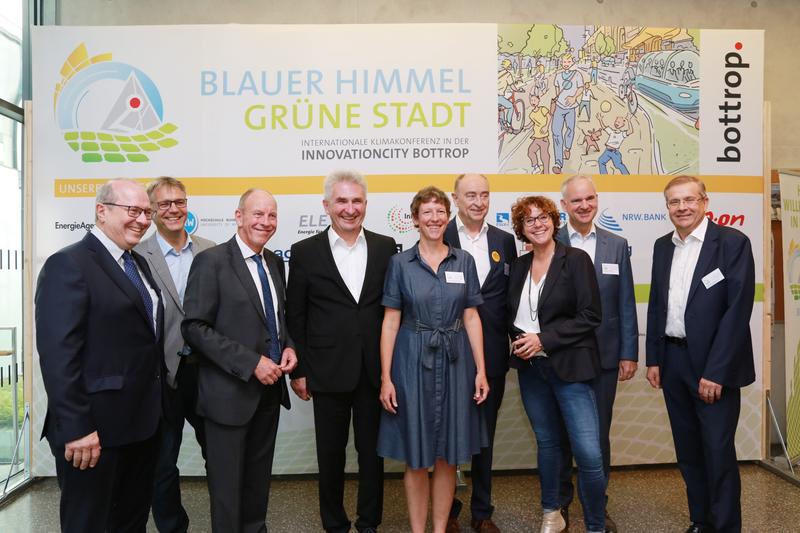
[{"xmin": 36, "ymin": 178, "xmax": 164, "ymax": 532}]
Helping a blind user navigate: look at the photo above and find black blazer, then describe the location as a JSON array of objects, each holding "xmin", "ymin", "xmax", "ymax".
[
  {"xmin": 182, "ymin": 237, "xmax": 294, "ymax": 426},
  {"xmin": 507, "ymin": 242, "xmax": 602, "ymax": 382},
  {"xmin": 444, "ymin": 219, "xmax": 517, "ymax": 378},
  {"xmin": 645, "ymin": 221, "xmax": 755, "ymax": 388},
  {"xmin": 35, "ymin": 232, "xmax": 163, "ymax": 448},
  {"xmin": 286, "ymin": 228, "xmax": 397, "ymax": 392}
]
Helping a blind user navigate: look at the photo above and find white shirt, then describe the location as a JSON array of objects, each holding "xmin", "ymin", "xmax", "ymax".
[
  {"xmin": 604, "ymin": 127, "xmax": 630, "ymax": 149},
  {"xmin": 567, "ymin": 222, "xmax": 597, "ymax": 264},
  {"xmin": 514, "ymin": 271, "xmax": 546, "ymax": 336},
  {"xmin": 665, "ymin": 216, "xmax": 709, "ymax": 338},
  {"xmin": 328, "ymin": 227, "xmax": 368, "ymax": 302},
  {"xmin": 235, "ymin": 233, "xmax": 280, "ymax": 335},
  {"xmin": 91, "ymin": 226, "xmax": 159, "ymax": 331},
  {"xmin": 455, "ymin": 215, "xmax": 490, "ymax": 287}
]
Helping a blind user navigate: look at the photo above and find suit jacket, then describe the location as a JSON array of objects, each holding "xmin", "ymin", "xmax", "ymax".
[
  {"xmin": 645, "ymin": 221, "xmax": 755, "ymax": 388},
  {"xmin": 444, "ymin": 218, "xmax": 517, "ymax": 378},
  {"xmin": 556, "ymin": 225, "xmax": 639, "ymax": 370},
  {"xmin": 136, "ymin": 232, "xmax": 216, "ymax": 388},
  {"xmin": 35, "ymin": 231, "xmax": 164, "ymax": 448},
  {"xmin": 181, "ymin": 236, "xmax": 293, "ymax": 426},
  {"xmin": 286, "ymin": 227, "xmax": 397, "ymax": 392},
  {"xmin": 507, "ymin": 242, "xmax": 602, "ymax": 382}
]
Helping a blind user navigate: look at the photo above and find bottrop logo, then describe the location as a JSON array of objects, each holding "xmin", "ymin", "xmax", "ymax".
[{"xmin": 54, "ymin": 43, "xmax": 179, "ymax": 163}]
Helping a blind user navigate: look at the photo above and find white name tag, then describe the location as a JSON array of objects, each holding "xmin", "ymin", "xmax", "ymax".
[
  {"xmin": 602, "ymin": 263, "xmax": 619, "ymax": 275},
  {"xmin": 702, "ymin": 268, "xmax": 725, "ymax": 289},
  {"xmin": 445, "ymin": 271, "xmax": 465, "ymax": 284}
]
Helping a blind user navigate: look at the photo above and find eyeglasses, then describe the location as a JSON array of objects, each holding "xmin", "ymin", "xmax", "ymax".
[
  {"xmin": 523, "ymin": 213, "xmax": 551, "ymax": 227},
  {"xmin": 155, "ymin": 198, "xmax": 188, "ymax": 211},
  {"xmin": 667, "ymin": 196, "xmax": 706, "ymax": 209},
  {"xmin": 103, "ymin": 203, "xmax": 154, "ymax": 220}
]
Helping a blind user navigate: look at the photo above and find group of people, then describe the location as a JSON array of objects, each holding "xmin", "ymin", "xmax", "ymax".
[{"xmin": 35, "ymin": 171, "xmax": 755, "ymax": 533}]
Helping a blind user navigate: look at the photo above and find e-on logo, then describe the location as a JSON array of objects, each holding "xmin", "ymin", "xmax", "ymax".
[
  {"xmin": 54, "ymin": 43, "xmax": 179, "ymax": 163},
  {"xmin": 387, "ymin": 206, "xmax": 414, "ymax": 234}
]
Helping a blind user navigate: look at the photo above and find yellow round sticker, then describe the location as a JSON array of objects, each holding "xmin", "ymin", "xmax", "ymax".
[{"xmin": 491, "ymin": 250, "xmax": 501, "ymax": 263}]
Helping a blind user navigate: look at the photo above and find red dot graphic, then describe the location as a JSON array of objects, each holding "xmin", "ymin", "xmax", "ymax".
[
  {"xmin": 735, "ymin": 42, "xmax": 743, "ymax": 50},
  {"xmin": 129, "ymin": 97, "xmax": 141, "ymax": 109}
]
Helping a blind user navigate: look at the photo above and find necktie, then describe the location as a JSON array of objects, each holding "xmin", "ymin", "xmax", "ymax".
[
  {"xmin": 251, "ymin": 254, "xmax": 282, "ymax": 363},
  {"xmin": 122, "ymin": 251, "xmax": 154, "ymax": 331}
]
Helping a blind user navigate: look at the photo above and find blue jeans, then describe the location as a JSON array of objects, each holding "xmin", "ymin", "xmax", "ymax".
[
  {"xmin": 551, "ymin": 104, "xmax": 576, "ymax": 168},
  {"xmin": 498, "ymin": 95, "xmax": 513, "ymax": 126},
  {"xmin": 598, "ymin": 147, "xmax": 630, "ymax": 174},
  {"xmin": 518, "ymin": 358, "xmax": 606, "ymax": 532}
]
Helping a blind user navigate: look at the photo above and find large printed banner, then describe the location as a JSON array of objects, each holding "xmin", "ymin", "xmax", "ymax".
[{"xmin": 32, "ymin": 24, "xmax": 765, "ymax": 475}]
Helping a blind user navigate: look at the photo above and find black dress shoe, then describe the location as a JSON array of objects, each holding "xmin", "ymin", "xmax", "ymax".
[
  {"xmin": 559, "ymin": 507, "xmax": 569, "ymax": 529},
  {"xmin": 685, "ymin": 524, "xmax": 715, "ymax": 533}
]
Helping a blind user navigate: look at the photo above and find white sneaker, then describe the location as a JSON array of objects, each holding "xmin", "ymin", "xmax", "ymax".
[{"xmin": 540, "ymin": 509, "xmax": 566, "ymax": 533}]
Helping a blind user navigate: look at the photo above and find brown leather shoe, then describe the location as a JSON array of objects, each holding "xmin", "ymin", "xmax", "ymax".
[
  {"xmin": 471, "ymin": 518, "xmax": 501, "ymax": 533},
  {"xmin": 446, "ymin": 517, "xmax": 462, "ymax": 533},
  {"xmin": 605, "ymin": 510, "xmax": 618, "ymax": 533}
]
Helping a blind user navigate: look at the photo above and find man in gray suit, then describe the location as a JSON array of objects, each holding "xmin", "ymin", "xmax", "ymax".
[
  {"xmin": 556, "ymin": 175, "xmax": 639, "ymax": 533},
  {"xmin": 135, "ymin": 177, "xmax": 215, "ymax": 533},
  {"xmin": 182, "ymin": 189, "xmax": 296, "ymax": 533}
]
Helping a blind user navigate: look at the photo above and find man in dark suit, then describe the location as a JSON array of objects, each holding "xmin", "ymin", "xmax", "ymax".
[
  {"xmin": 182, "ymin": 188, "xmax": 297, "ymax": 533},
  {"xmin": 35, "ymin": 178, "xmax": 163, "ymax": 533},
  {"xmin": 287, "ymin": 170, "xmax": 397, "ymax": 533},
  {"xmin": 443, "ymin": 173, "xmax": 517, "ymax": 533},
  {"xmin": 556, "ymin": 175, "xmax": 638, "ymax": 533},
  {"xmin": 135, "ymin": 176, "xmax": 215, "ymax": 533},
  {"xmin": 646, "ymin": 176, "xmax": 755, "ymax": 533}
]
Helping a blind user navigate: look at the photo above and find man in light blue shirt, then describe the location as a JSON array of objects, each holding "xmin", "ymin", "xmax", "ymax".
[{"xmin": 136, "ymin": 177, "xmax": 215, "ymax": 533}]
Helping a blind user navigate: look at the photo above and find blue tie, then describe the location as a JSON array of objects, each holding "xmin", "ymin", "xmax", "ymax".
[
  {"xmin": 251, "ymin": 254, "xmax": 282, "ymax": 363},
  {"xmin": 122, "ymin": 251, "xmax": 154, "ymax": 332}
]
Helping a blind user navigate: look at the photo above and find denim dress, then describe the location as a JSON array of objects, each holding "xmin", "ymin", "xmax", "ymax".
[{"xmin": 377, "ymin": 244, "xmax": 488, "ymax": 469}]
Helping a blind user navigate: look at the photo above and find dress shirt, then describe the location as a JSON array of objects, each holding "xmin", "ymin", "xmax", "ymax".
[
  {"xmin": 91, "ymin": 226, "xmax": 159, "ymax": 331},
  {"xmin": 567, "ymin": 222, "xmax": 597, "ymax": 264},
  {"xmin": 665, "ymin": 216, "xmax": 709, "ymax": 338},
  {"xmin": 156, "ymin": 231, "xmax": 194, "ymax": 304},
  {"xmin": 513, "ymin": 271, "xmax": 547, "ymax": 357},
  {"xmin": 328, "ymin": 226, "xmax": 368, "ymax": 302},
  {"xmin": 455, "ymin": 215, "xmax": 490, "ymax": 287},
  {"xmin": 235, "ymin": 233, "xmax": 280, "ymax": 335}
]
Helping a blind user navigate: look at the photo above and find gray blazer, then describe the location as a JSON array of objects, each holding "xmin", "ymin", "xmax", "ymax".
[
  {"xmin": 136, "ymin": 232, "xmax": 216, "ymax": 388},
  {"xmin": 556, "ymin": 225, "xmax": 639, "ymax": 369}
]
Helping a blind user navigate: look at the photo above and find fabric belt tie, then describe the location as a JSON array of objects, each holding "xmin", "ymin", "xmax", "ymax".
[{"xmin": 402, "ymin": 318, "xmax": 463, "ymax": 370}]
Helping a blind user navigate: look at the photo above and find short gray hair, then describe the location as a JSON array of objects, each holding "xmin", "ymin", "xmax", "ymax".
[
  {"xmin": 560, "ymin": 175, "xmax": 596, "ymax": 198},
  {"xmin": 146, "ymin": 176, "xmax": 186, "ymax": 203},
  {"xmin": 95, "ymin": 178, "xmax": 143, "ymax": 221},
  {"xmin": 323, "ymin": 170, "xmax": 367, "ymax": 201}
]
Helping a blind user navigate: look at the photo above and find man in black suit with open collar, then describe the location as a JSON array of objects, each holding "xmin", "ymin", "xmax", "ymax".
[
  {"xmin": 646, "ymin": 176, "xmax": 755, "ymax": 533},
  {"xmin": 182, "ymin": 188, "xmax": 297, "ymax": 533},
  {"xmin": 36, "ymin": 178, "xmax": 164, "ymax": 533},
  {"xmin": 443, "ymin": 173, "xmax": 517, "ymax": 533},
  {"xmin": 287, "ymin": 170, "xmax": 397, "ymax": 533}
]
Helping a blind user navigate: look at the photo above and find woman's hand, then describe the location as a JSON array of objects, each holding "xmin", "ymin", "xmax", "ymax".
[
  {"xmin": 511, "ymin": 333, "xmax": 543, "ymax": 360},
  {"xmin": 474, "ymin": 373, "xmax": 489, "ymax": 404},
  {"xmin": 379, "ymin": 380, "xmax": 398, "ymax": 414}
]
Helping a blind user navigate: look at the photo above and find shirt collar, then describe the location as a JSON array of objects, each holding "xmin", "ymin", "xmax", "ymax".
[
  {"xmin": 235, "ymin": 232, "xmax": 262, "ymax": 260},
  {"xmin": 408, "ymin": 242, "xmax": 457, "ymax": 263},
  {"xmin": 91, "ymin": 226, "xmax": 127, "ymax": 263},
  {"xmin": 671, "ymin": 215, "xmax": 709, "ymax": 247},
  {"xmin": 455, "ymin": 214, "xmax": 488, "ymax": 239},
  {"xmin": 328, "ymin": 226, "xmax": 366, "ymax": 250},
  {"xmin": 156, "ymin": 231, "xmax": 192, "ymax": 257},
  {"xmin": 567, "ymin": 221, "xmax": 596, "ymax": 240}
]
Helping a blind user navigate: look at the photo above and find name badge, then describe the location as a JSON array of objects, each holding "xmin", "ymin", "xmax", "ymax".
[
  {"xmin": 445, "ymin": 271, "xmax": 465, "ymax": 284},
  {"xmin": 702, "ymin": 268, "xmax": 725, "ymax": 289},
  {"xmin": 602, "ymin": 263, "xmax": 619, "ymax": 275}
]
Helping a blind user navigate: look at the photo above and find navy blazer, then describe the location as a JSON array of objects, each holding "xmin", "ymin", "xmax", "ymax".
[
  {"xmin": 645, "ymin": 220, "xmax": 755, "ymax": 388},
  {"xmin": 508, "ymin": 242, "xmax": 602, "ymax": 382},
  {"xmin": 556, "ymin": 225, "xmax": 639, "ymax": 370},
  {"xmin": 445, "ymin": 218, "xmax": 517, "ymax": 378},
  {"xmin": 35, "ymin": 231, "xmax": 164, "ymax": 448}
]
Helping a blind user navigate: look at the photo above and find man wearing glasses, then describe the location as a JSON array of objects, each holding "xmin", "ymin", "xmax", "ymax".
[
  {"xmin": 36, "ymin": 178, "xmax": 164, "ymax": 532},
  {"xmin": 645, "ymin": 176, "xmax": 755, "ymax": 533},
  {"xmin": 136, "ymin": 177, "xmax": 215, "ymax": 533}
]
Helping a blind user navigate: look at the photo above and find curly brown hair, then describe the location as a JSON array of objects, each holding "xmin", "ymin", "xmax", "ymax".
[
  {"xmin": 410, "ymin": 186, "xmax": 451, "ymax": 222},
  {"xmin": 510, "ymin": 195, "xmax": 560, "ymax": 243}
]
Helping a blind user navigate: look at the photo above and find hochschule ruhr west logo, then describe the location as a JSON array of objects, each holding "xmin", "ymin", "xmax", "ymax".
[{"xmin": 54, "ymin": 43, "xmax": 179, "ymax": 163}]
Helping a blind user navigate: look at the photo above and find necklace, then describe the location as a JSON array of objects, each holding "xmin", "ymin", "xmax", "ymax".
[{"xmin": 527, "ymin": 272, "xmax": 546, "ymax": 322}]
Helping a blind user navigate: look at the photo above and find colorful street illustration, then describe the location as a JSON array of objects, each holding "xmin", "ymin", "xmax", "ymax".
[{"xmin": 497, "ymin": 24, "xmax": 700, "ymax": 175}]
